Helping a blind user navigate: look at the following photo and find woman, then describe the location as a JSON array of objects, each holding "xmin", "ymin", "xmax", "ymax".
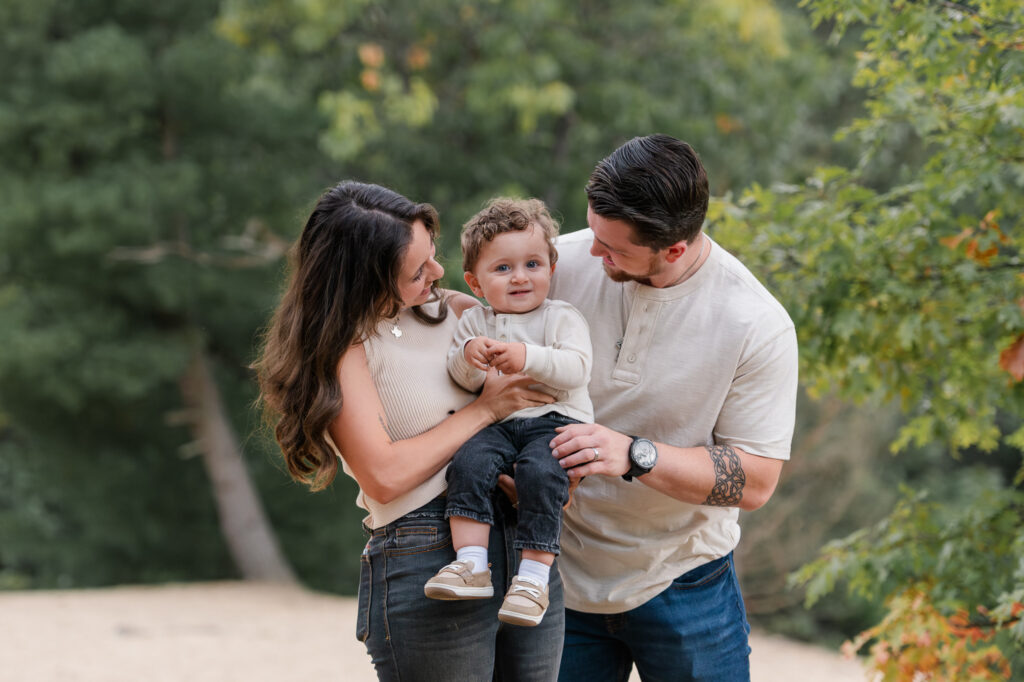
[{"xmin": 256, "ymin": 181, "xmax": 564, "ymax": 681}]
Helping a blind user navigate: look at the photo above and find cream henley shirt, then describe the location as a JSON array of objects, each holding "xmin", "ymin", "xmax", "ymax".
[{"xmin": 549, "ymin": 228, "xmax": 799, "ymax": 613}]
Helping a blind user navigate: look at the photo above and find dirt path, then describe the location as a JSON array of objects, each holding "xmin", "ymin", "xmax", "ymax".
[{"xmin": 0, "ymin": 582, "xmax": 868, "ymax": 681}]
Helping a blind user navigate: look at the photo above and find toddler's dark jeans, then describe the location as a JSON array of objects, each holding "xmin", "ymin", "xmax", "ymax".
[{"xmin": 446, "ymin": 411, "xmax": 576, "ymax": 555}]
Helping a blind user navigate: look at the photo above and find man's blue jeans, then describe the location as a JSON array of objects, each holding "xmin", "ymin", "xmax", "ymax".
[
  {"xmin": 558, "ymin": 553, "xmax": 750, "ymax": 682},
  {"xmin": 446, "ymin": 412, "xmax": 576, "ymax": 555},
  {"xmin": 358, "ymin": 494, "xmax": 564, "ymax": 681}
]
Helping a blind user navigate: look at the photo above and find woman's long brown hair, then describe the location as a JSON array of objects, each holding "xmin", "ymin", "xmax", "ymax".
[{"xmin": 255, "ymin": 181, "xmax": 446, "ymax": 490}]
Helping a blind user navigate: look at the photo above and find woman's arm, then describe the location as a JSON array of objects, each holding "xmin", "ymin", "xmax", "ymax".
[{"xmin": 329, "ymin": 343, "xmax": 552, "ymax": 504}]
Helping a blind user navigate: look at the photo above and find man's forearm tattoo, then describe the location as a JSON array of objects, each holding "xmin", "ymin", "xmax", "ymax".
[{"xmin": 703, "ymin": 444, "xmax": 746, "ymax": 506}]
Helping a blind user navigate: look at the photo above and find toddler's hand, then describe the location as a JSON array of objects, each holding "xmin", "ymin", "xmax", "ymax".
[
  {"xmin": 489, "ymin": 342, "xmax": 526, "ymax": 374},
  {"xmin": 464, "ymin": 336, "xmax": 497, "ymax": 371}
]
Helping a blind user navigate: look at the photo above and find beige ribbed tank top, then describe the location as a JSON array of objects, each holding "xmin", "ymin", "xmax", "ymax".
[{"xmin": 333, "ymin": 300, "xmax": 474, "ymax": 529}]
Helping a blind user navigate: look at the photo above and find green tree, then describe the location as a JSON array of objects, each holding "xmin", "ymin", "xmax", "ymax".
[
  {"xmin": 0, "ymin": 0, "xmax": 328, "ymax": 585},
  {"xmin": 218, "ymin": 0, "xmax": 854, "ymax": 264},
  {"xmin": 711, "ymin": 1, "xmax": 1024, "ymax": 677}
]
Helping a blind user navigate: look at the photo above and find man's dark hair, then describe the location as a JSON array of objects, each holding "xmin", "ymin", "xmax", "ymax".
[{"xmin": 586, "ymin": 134, "xmax": 709, "ymax": 249}]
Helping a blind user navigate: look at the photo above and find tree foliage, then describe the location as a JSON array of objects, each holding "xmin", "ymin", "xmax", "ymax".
[
  {"xmin": 217, "ymin": 0, "xmax": 853, "ymax": 256},
  {"xmin": 0, "ymin": 0, "xmax": 325, "ymax": 586},
  {"xmin": 8, "ymin": 2, "xmax": 1021, "ymax": 674},
  {"xmin": 710, "ymin": 0, "xmax": 1024, "ymax": 677},
  {"xmin": 1, "ymin": 0, "xmax": 856, "ymax": 593}
]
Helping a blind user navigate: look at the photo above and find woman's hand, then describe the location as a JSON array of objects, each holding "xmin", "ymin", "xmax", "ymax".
[{"xmin": 476, "ymin": 369, "xmax": 553, "ymax": 422}]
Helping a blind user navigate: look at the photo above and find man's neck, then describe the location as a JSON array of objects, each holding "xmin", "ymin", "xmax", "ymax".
[{"xmin": 646, "ymin": 233, "xmax": 708, "ymax": 289}]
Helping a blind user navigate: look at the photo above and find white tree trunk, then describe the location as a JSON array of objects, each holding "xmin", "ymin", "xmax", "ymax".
[{"xmin": 180, "ymin": 341, "xmax": 296, "ymax": 583}]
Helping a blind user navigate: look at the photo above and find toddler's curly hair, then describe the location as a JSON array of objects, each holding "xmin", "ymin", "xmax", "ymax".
[{"xmin": 461, "ymin": 197, "xmax": 559, "ymax": 272}]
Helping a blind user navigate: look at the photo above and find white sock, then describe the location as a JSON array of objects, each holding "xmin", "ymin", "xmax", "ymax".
[
  {"xmin": 517, "ymin": 558, "xmax": 550, "ymax": 587},
  {"xmin": 456, "ymin": 545, "xmax": 489, "ymax": 574}
]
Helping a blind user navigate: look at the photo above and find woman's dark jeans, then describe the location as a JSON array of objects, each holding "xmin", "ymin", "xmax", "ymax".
[
  {"xmin": 358, "ymin": 494, "xmax": 564, "ymax": 681},
  {"xmin": 446, "ymin": 412, "xmax": 576, "ymax": 555}
]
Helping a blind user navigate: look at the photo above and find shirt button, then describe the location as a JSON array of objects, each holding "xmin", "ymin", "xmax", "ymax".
[{"xmin": 627, "ymin": 354, "xmax": 637, "ymax": 363}]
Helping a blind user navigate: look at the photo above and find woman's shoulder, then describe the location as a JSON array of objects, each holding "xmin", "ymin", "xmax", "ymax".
[{"xmin": 443, "ymin": 289, "xmax": 483, "ymax": 318}]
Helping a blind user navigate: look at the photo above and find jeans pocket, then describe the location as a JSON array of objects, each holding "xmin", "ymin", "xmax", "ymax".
[
  {"xmin": 388, "ymin": 522, "xmax": 452, "ymax": 557},
  {"xmin": 669, "ymin": 555, "xmax": 731, "ymax": 591},
  {"xmin": 355, "ymin": 549, "xmax": 371, "ymax": 642}
]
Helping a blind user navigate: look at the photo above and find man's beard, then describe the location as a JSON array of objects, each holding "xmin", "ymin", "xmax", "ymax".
[{"xmin": 601, "ymin": 256, "xmax": 663, "ymax": 287}]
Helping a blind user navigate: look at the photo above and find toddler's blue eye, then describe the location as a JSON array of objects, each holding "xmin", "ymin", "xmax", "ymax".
[
  {"xmin": 496, "ymin": 264, "xmax": 510, "ymax": 272},
  {"xmin": 527, "ymin": 260, "xmax": 540, "ymax": 268}
]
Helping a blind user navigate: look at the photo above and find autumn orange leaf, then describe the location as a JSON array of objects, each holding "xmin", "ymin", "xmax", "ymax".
[
  {"xmin": 715, "ymin": 113, "xmax": 743, "ymax": 135},
  {"xmin": 1000, "ymin": 334, "xmax": 1024, "ymax": 382},
  {"xmin": 940, "ymin": 210, "xmax": 1009, "ymax": 266},
  {"xmin": 358, "ymin": 43, "xmax": 385, "ymax": 68},
  {"xmin": 360, "ymin": 69, "xmax": 380, "ymax": 92},
  {"xmin": 406, "ymin": 45, "xmax": 430, "ymax": 70}
]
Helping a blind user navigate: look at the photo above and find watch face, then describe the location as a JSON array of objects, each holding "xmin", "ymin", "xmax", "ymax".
[{"xmin": 632, "ymin": 439, "xmax": 658, "ymax": 468}]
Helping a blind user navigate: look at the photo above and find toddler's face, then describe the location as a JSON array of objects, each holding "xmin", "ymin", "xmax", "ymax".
[{"xmin": 465, "ymin": 226, "xmax": 554, "ymax": 314}]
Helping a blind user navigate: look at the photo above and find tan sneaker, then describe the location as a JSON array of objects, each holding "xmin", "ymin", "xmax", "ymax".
[
  {"xmin": 497, "ymin": 575, "xmax": 549, "ymax": 626},
  {"xmin": 424, "ymin": 560, "xmax": 494, "ymax": 600}
]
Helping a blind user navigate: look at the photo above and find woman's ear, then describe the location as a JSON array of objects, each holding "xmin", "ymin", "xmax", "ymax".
[{"xmin": 464, "ymin": 271, "xmax": 485, "ymax": 299}]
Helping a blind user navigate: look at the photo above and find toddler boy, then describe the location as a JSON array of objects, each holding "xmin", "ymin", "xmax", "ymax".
[{"xmin": 423, "ymin": 198, "xmax": 593, "ymax": 627}]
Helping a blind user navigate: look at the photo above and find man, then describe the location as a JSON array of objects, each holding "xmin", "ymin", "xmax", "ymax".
[{"xmin": 547, "ymin": 134, "xmax": 798, "ymax": 681}]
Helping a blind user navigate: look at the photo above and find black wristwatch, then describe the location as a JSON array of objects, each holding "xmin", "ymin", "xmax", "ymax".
[{"xmin": 623, "ymin": 436, "xmax": 658, "ymax": 481}]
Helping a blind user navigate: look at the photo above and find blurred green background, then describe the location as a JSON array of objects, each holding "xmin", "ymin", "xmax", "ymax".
[{"xmin": 2, "ymin": 0, "xmax": 1021, "ymax": 666}]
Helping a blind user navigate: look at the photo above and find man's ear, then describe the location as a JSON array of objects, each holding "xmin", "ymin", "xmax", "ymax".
[
  {"xmin": 663, "ymin": 240, "xmax": 688, "ymax": 264},
  {"xmin": 464, "ymin": 271, "xmax": 485, "ymax": 298}
]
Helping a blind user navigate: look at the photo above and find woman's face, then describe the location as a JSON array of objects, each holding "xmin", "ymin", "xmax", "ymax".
[{"xmin": 398, "ymin": 220, "xmax": 444, "ymax": 308}]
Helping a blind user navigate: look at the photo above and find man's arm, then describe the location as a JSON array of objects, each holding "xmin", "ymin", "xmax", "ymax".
[{"xmin": 548, "ymin": 424, "xmax": 783, "ymax": 511}]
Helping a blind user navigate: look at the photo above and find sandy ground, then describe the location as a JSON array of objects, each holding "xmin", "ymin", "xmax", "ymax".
[{"xmin": 0, "ymin": 582, "xmax": 869, "ymax": 681}]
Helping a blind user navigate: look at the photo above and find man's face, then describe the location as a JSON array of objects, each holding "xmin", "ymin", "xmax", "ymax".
[{"xmin": 587, "ymin": 205, "xmax": 665, "ymax": 284}]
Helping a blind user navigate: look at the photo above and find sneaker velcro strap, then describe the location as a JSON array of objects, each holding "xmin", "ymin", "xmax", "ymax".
[
  {"xmin": 508, "ymin": 577, "xmax": 545, "ymax": 604},
  {"xmin": 440, "ymin": 561, "xmax": 475, "ymax": 579}
]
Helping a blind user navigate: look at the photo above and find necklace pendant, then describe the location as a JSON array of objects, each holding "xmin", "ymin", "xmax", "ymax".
[{"xmin": 390, "ymin": 324, "xmax": 403, "ymax": 338}]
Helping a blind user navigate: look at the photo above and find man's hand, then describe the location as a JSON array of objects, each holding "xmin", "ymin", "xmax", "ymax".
[
  {"xmin": 464, "ymin": 336, "xmax": 497, "ymax": 371},
  {"xmin": 488, "ymin": 342, "xmax": 527, "ymax": 374},
  {"xmin": 550, "ymin": 423, "xmax": 634, "ymax": 480}
]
